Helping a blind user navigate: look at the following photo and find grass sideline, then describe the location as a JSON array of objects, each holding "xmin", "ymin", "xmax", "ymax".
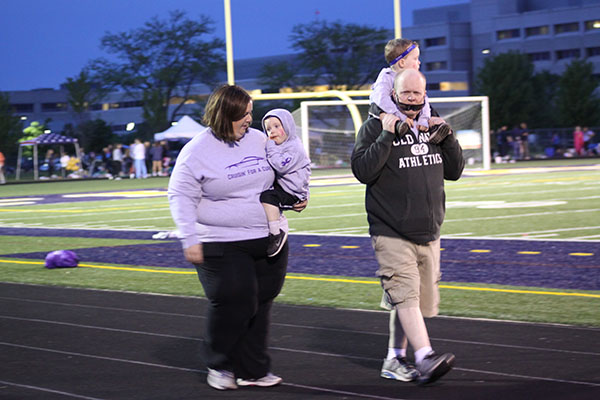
[{"xmin": 1, "ymin": 258, "xmax": 598, "ymax": 327}]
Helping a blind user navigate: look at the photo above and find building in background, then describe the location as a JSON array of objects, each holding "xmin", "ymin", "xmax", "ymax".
[{"xmin": 5, "ymin": 0, "xmax": 600, "ymax": 135}]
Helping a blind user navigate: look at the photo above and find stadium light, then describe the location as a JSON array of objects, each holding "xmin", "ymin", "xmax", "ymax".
[
  {"xmin": 224, "ymin": 0, "xmax": 235, "ymax": 84},
  {"xmin": 394, "ymin": 0, "xmax": 402, "ymax": 38}
]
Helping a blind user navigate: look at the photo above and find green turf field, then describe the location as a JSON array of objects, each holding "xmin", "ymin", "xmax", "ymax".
[
  {"xmin": 2, "ymin": 163, "xmax": 599, "ymax": 240},
  {"xmin": 1, "ymin": 159, "xmax": 599, "ymax": 326}
]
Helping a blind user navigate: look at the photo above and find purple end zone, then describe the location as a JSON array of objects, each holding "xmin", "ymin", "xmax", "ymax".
[{"xmin": 2, "ymin": 228, "xmax": 598, "ymax": 290}]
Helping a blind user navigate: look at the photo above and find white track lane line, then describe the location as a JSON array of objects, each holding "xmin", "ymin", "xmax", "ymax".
[
  {"xmin": 0, "ymin": 341, "xmax": 404, "ymax": 400},
  {"xmin": 0, "ymin": 380, "xmax": 103, "ymax": 400}
]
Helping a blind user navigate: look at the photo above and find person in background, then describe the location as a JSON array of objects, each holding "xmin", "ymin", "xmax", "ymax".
[
  {"xmin": 144, "ymin": 141, "xmax": 152, "ymax": 175},
  {"xmin": 510, "ymin": 124, "xmax": 522, "ymax": 160},
  {"xmin": 132, "ymin": 139, "xmax": 148, "ymax": 179},
  {"xmin": 168, "ymin": 84, "xmax": 306, "ymax": 391},
  {"xmin": 351, "ymin": 69, "xmax": 464, "ymax": 385},
  {"xmin": 582, "ymin": 126, "xmax": 595, "ymax": 155},
  {"xmin": 80, "ymin": 148, "xmax": 91, "ymax": 173},
  {"xmin": 551, "ymin": 132, "xmax": 562, "ymax": 157},
  {"xmin": 0, "ymin": 150, "xmax": 6, "ymax": 184},
  {"xmin": 160, "ymin": 140, "xmax": 171, "ymax": 175},
  {"xmin": 101, "ymin": 145, "xmax": 113, "ymax": 177},
  {"xmin": 517, "ymin": 122, "xmax": 530, "ymax": 160},
  {"xmin": 123, "ymin": 147, "xmax": 133, "ymax": 178},
  {"xmin": 60, "ymin": 151, "xmax": 70, "ymax": 177},
  {"xmin": 44, "ymin": 149, "xmax": 56, "ymax": 178},
  {"xmin": 260, "ymin": 108, "xmax": 311, "ymax": 257},
  {"xmin": 573, "ymin": 126, "xmax": 584, "ymax": 156},
  {"xmin": 495, "ymin": 126, "xmax": 510, "ymax": 160},
  {"xmin": 150, "ymin": 141, "xmax": 165, "ymax": 176},
  {"xmin": 112, "ymin": 143, "xmax": 124, "ymax": 179}
]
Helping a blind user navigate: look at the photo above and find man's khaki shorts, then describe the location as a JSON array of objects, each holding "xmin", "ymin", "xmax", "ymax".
[{"xmin": 371, "ymin": 235, "xmax": 441, "ymax": 317}]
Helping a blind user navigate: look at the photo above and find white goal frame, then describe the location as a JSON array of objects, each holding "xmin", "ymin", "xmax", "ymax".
[{"xmin": 300, "ymin": 96, "xmax": 490, "ymax": 170}]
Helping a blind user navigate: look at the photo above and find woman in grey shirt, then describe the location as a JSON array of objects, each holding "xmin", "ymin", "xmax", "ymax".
[{"xmin": 168, "ymin": 84, "xmax": 306, "ymax": 391}]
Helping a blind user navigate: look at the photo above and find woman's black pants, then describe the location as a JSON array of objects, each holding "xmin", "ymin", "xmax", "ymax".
[{"xmin": 194, "ymin": 237, "xmax": 288, "ymax": 380}]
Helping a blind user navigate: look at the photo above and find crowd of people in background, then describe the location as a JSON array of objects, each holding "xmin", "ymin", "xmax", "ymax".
[
  {"xmin": 79, "ymin": 140, "xmax": 173, "ymax": 180},
  {"xmin": 491, "ymin": 123, "xmax": 597, "ymax": 163},
  {"xmin": 33, "ymin": 140, "xmax": 174, "ymax": 180}
]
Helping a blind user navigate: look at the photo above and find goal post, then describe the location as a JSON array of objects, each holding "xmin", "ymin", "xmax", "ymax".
[{"xmin": 298, "ymin": 96, "xmax": 490, "ymax": 170}]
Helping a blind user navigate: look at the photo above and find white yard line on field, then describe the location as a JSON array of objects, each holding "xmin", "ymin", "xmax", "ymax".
[
  {"xmin": 0, "ymin": 208, "xmax": 168, "ymax": 222},
  {"xmin": 571, "ymin": 234, "xmax": 600, "ymax": 240},
  {"xmin": 301, "ymin": 226, "xmax": 368, "ymax": 233},
  {"xmin": 521, "ymin": 233, "xmax": 560, "ymax": 238},
  {"xmin": 444, "ymin": 208, "xmax": 600, "ymax": 223},
  {"xmin": 55, "ymin": 201, "xmax": 166, "ymax": 211},
  {"xmin": 488, "ymin": 226, "xmax": 600, "ymax": 237},
  {"xmin": 449, "ymin": 185, "xmax": 598, "ymax": 199},
  {"xmin": 304, "ymin": 202, "xmax": 364, "ymax": 209},
  {"xmin": 287, "ymin": 213, "xmax": 366, "ymax": 220}
]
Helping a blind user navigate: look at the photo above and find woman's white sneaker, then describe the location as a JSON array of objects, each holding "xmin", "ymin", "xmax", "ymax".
[
  {"xmin": 236, "ymin": 372, "xmax": 282, "ymax": 387},
  {"xmin": 207, "ymin": 368, "xmax": 237, "ymax": 390}
]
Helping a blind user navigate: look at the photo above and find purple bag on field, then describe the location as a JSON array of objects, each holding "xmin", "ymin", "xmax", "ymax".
[{"xmin": 45, "ymin": 250, "xmax": 79, "ymax": 269}]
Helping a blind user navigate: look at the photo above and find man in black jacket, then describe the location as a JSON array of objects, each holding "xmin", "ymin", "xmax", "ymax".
[{"xmin": 351, "ymin": 69, "xmax": 464, "ymax": 385}]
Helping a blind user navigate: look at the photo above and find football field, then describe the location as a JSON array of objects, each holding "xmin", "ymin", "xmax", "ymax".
[{"xmin": 0, "ymin": 161, "xmax": 599, "ymax": 326}]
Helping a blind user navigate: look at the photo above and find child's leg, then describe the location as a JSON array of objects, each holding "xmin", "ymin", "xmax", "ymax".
[{"xmin": 262, "ymin": 202, "xmax": 280, "ymax": 235}]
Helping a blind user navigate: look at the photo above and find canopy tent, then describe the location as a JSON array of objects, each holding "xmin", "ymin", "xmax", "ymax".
[
  {"xmin": 16, "ymin": 133, "xmax": 82, "ymax": 180},
  {"xmin": 153, "ymin": 115, "xmax": 205, "ymax": 141}
]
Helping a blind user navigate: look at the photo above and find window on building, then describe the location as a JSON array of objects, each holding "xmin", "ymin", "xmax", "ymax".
[
  {"xmin": 90, "ymin": 103, "xmax": 103, "ymax": 111},
  {"xmin": 169, "ymin": 97, "xmax": 197, "ymax": 105},
  {"xmin": 496, "ymin": 29, "xmax": 520, "ymax": 40},
  {"xmin": 426, "ymin": 82, "xmax": 469, "ymax": 91},
  {"xmin": 11, "ymin": 103, "xmax": 34, "ymax": 113},
  {"xmin": 41, "ymin": 102, "xmax": 67, "ymax": 112},
  {"xmin": 587, "ymin": 47, "xmax": 600, "ymax": 57},
  {"xmin": 528, "ymin": 51, "xmax": 551, "ymax": 62},
  {"xmin": 425, "ymin": 37, "xmax": 446, "ymax": 47},
  {"xmin": 425, "ymin": 61, "xmax": 448, "ymax": 71},
  {"xmin": 556, "ymin": 49, "xmax": 581, "ymax": 59},
  {"xmin": 525, "ymin": 26, "xmax": 549, "ymax": 37},
  {"xmin": 120, "ymin": 100, "xmax": 143, "ymax": 108},
  {"xmin": 584, "ymin": 20, "xmax": 600, "ymax": 31},
  {"xmin": 440, "ymin": 81, "xmax": 469, "ymax": 91},
  {"xmin": 554, "ymin": 22, "xmax": 579, "ymax": 34}
]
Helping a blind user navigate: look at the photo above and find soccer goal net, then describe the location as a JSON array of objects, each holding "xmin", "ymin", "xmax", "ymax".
[{"xmin": 296, "ymin": 96, "xmax": 490, "ymax": 170}]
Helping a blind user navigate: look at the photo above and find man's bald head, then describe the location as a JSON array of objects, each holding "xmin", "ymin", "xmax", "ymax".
[
  {"xmin": 393, "ymin": 69, "xmax": 426, "ymax": 96},
  {"xmin": 392, "ymin": 69, "xmax": 427, "ymax": 118}
]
